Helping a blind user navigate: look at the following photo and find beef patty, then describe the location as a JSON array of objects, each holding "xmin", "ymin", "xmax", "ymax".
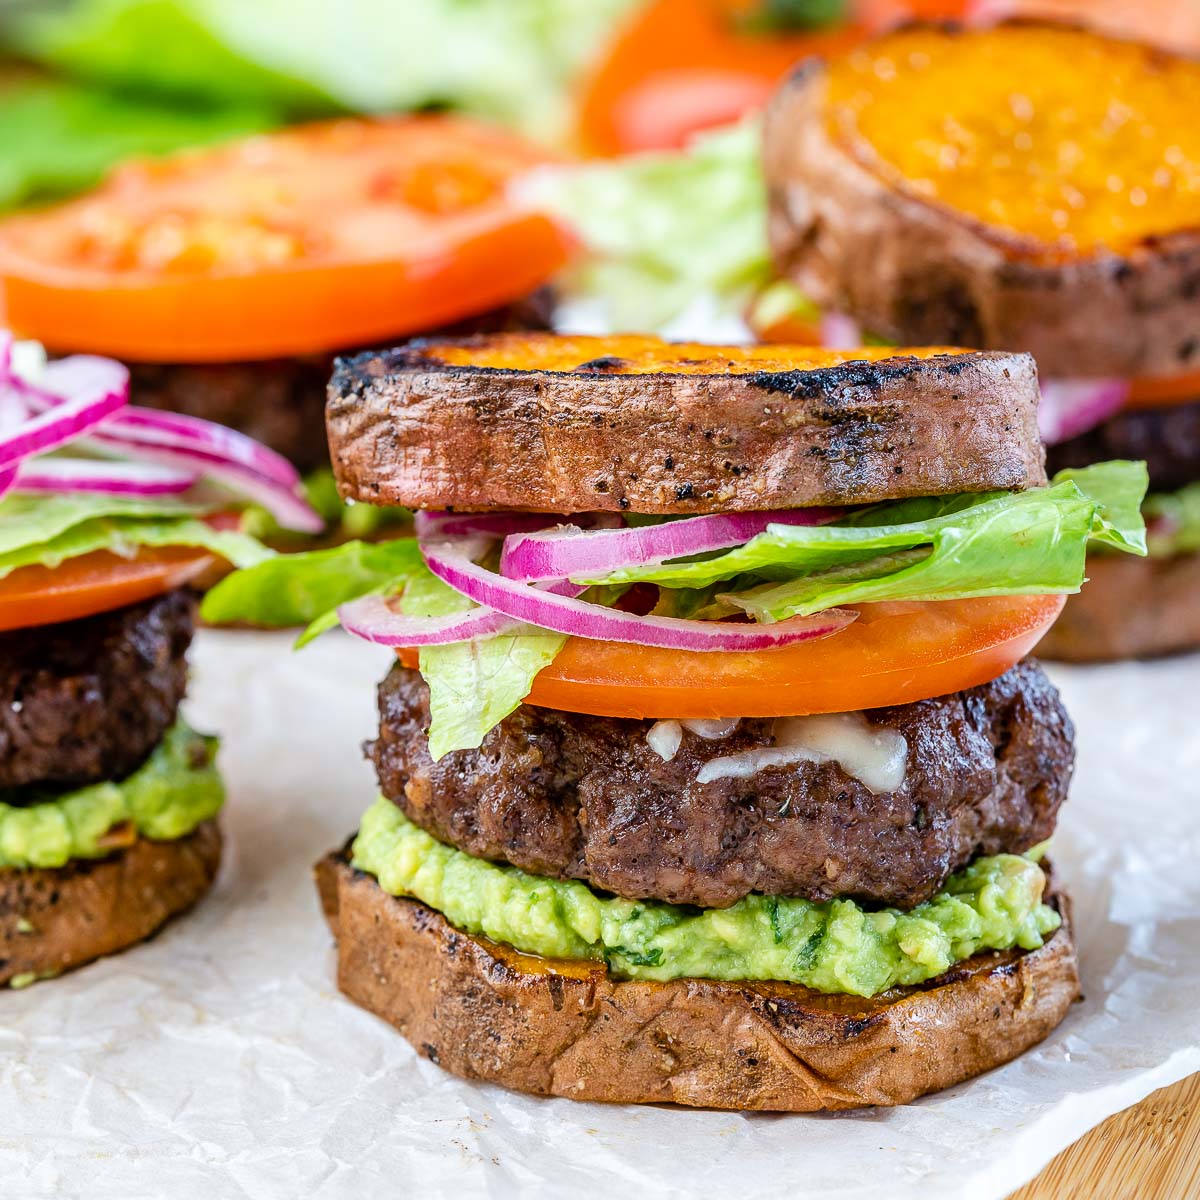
[
  {"xmin": 0, "ymin": 590, "xmax": 194, "ymax": 791},
  {"xmin": 1047, "ymin": 399, "xmax": 1200, "ymax": 493},
  {"xmin": 128, "ymin": 289, "xmax": 556, "ymax": 473},
  {"xmin": 368, "ymin": 659, "xmax": 1073, "ymax": 911}
]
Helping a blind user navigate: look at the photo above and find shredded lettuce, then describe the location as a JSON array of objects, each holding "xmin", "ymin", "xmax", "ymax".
[
  {"xmin": 526, "ymin": 119, "xmax": 771, "ymax": 329},
  {"xmin": 201, "ymin": 461, "xmax": 1148, "ymax": 759},
  {"xmin": 0, "ymin": 492, "xmax": 273, "ymax": 578}
]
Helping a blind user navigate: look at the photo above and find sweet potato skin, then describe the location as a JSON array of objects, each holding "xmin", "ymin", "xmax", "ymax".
[
  {"xmin": 328, "ymin": 333, "xmax": 1045, "ymax": 514},
  {"xmin": 764, "ymin": 55, "xmax": 1200, "ymax": 380},
  {"xmin": 1038, "ymin": 552, "xmax": 1200, "ymax": 661},
  {"xmin": 316, "ymin": 852, "xmax": 1079, "ymax": 1111},
  {"xmin": 0, "ymin": 822, "xmax": 221, "ymax": 986}
]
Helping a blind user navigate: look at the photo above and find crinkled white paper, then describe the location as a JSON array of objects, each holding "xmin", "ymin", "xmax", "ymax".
[{"xmin": 1, "ymin": 628, "xmax": 1198, "ymax": 1199}]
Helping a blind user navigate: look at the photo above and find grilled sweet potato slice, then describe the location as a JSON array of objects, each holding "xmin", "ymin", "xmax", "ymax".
[
  {"xmin": 316, "ymin": 850, "xmax": 1079, "ymax": 1112},
  {"xmin": 765, "ymin": 22, "xmax": 1200, "ymax": 378},
  {"xmin": 328, "ymin": 332, "xmax": 1044, "ymax": 514}
]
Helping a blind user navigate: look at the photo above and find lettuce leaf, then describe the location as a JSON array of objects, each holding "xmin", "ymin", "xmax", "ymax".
[
  {"xmin": 200, "ymin": 538, "xmax": 422, "ymax": 642},
  {"xmin": 199, "ymin": 462, "xmax": 1148, "ymax": 758},
  {"xmin": 526, "ymin": 120, "xmax": 771, "ymax": 329},
  {"xmin": 0, "ymin": 492, "xmax": 271, "ymax": 578},
  {"xmin": 11, "ymin": 0, "xmax": 637, "ymax": 142},
  {"xmin": 400, "ymin": 571, "xmax": 566, "ymax": 762},
  {"xmin": 575, "ymin": 463, "xmax": 1148, "ymax": 621},
  {"xmin": 0, "ymin": 76, "xmax": 274, "ymax": 211},
  {"xmin": 1144, "ymin": 482, "xmax": 1200, "ymax": 557}
]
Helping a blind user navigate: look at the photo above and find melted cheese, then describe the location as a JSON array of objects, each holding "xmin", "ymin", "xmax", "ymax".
[{"xmin": 695, "ymin": 712, "xmax": 908, "ymax": 795}]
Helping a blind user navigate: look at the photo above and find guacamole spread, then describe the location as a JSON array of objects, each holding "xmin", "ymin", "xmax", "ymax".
[
  {"xmin": 0, "ymin": 719, "xmax": 224, "ymax": 870},
  {"xmin": 352, "ymin": 797, "xmax": 1061, "ymax": 998}
]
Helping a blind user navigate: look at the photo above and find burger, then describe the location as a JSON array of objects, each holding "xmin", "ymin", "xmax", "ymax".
[
  {"xmin": 0, "ymin": 117, "xmax": 571, "ymax": 541},
  {"xmin": 207, "ymin": 332, "xmax": 1147, "ymax": 1109},
  {"xmin": 0, "ymin": 333, "xmax": 310, "ymax": 984},
  {"xmin": 763, "ymin": 20, "xmax": 1200, "ymax": 660}
]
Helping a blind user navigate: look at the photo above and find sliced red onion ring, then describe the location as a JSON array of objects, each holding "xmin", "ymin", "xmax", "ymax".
[
  {"xmin": 0, "ymin": 466, "xmax": 15, "ymax": 501},
  {"xmin": 422, "ymin": 540, "xmax": 856, "ymax": 651},
  {"xmin": 338, "ymin": 595, "xmax": 522, "ymax": 646},
  {"xmin": 500, "ymin": 508, "xmax": 841, "ymax": 584},
  {"xmin": 104, "ymin": 406, "xmax": 301, "ymax": 488},
  {"xmin": 88, "ymin": 434, "xmax": 324, "ymax": 532},
  {"xmin": 15, "ymin": 359, "xmax": 300, "ymax": 490},
  {"xmin": 0, "ymin": 369, "xmax": 127, "ymax": 470},
  {"xmin": 339, "ymin": 560, "xmax": 588, "ymax": 647},
  {"xmin": 16, "ymin": 457, "xmax": 198, "ymax": 496},
  {"xmin": 1038, "ymin": 378, "xmax": 1130, "ymax": 444},
  {"xmin": 819, "ymin": 312, "xmax": 864, "ymax": 350}
]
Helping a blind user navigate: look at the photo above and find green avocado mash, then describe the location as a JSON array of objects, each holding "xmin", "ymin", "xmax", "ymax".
[
  {"xmin": 0, "ymin": 719, "xmax": 224, "ymax": 870},
  {"xmin": 351, "ymin": 797, "xmax": 1061, "ymax": 998}
]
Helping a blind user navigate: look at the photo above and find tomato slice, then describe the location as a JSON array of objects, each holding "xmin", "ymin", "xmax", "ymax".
[
  {"xmin": 1125, "ymin": 369, "xmax": 1200, "ymax": 410},
  {"xmin": 0, "ymin": 547, "xmax": 215, "ymax": 632},
  {"xmin": 0, "ymin": 117, "xmax": 573, "ymax": 362},
  {"xmin": 398, "ymin": 594, "xmax": 1064, "ymax": 719},
  {"xmin": 576, "ymin": 0, "xmax": 983, "ymax": 155}
]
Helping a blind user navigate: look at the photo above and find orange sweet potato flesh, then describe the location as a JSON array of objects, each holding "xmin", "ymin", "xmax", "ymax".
[
  {"xmin": 765, "ymin": 22, "xmax": 1200, "ymax": 378},
  {"xmin": 825, "ymin": 24, "xmax": 1200, "ymax": 259},
  {"xmin": 422, "ymin": 332, "xmax": 962, "ymax": 374}
]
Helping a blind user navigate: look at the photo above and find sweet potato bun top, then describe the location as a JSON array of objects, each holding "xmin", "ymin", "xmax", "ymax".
[
  {"xmin": 824, "ymin": 23, "xmax": 1200, "ymax": 258},
  {"xmin": 328, "ymin": 332, "xmax": 1044, "ymax": 514}
]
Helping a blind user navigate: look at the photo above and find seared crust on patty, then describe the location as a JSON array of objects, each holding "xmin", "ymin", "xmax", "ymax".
[
  {"xmin": 316, "ymin": 851, "xmax": 1079, "ymax": 1112},
  {"xmin": 368, "ymin": 660, "xmax": 1073, "ymax": 910},
  {"xmin": 328, "ymin": 333, "xmax": 1045, "ymax": 514},
  {"xmin": 1037, "ymin": 552, "xmax": 1200, "ymax": 661},
  {"xmin": 1046, "ymin": 401, "xmax": 1200, "ymax": 493},
  {"xmin": 0, "ymin": 820, "xmax": 221, "ymax": 987},
  {"xmin": 763, "ymin": 54, "xmax": 1200, "ymax": 380},
  {"xmin": 0, "ymin": 591, "xmax": 194, "ymax": 791}
]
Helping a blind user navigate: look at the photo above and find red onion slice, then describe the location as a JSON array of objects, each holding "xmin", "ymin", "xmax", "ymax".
[
  {"xmin": 15, "ymin": 359, "xmax": 301, "ymax": 490},
  {"xmin": 0, "ymin": 466, "xmax": 15, "ymax": 501},
  {"xmin": 422, "ymin": 540, "xmax": 856, "ymax": 651},
  {"xmin": 337, "ymin": 595, "xmax": 522, "ymax": 646},
  {"xmin": 0, "ymin": 369, "xmax": 127, "ymax": 470},
  {"xmin": 85, "ymin": 434, "xmax": 324, "ymax": 532},
  {"xmin": 16, "ymin": 457, "xmax": 198, "ymax": 496},
  {"xmin": 500, "ymin": 508, "xmax": 841, "ymax": 584},
  {"xmin": 103, "ymin": 406, "xmax": 301, "ymax": 488},
  {"xmin": 1038, "ymin": 379, "xmax": 1130, "ymax": 444}
]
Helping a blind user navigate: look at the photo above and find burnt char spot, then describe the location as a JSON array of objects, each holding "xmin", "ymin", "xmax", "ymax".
[
  {"xmin": 575, "ymin": 357, "xmax": 628, "ymax": 373},
  {"xmin": 744, "ymin": 357, "xmax": 932, "ymax": 400},
  {"xmin": 675, "ymin": 483, "xmax": 695, "ymax": 500}
]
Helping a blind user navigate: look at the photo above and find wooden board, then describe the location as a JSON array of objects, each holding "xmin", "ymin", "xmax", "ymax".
[{"xmin": 1010, "ymin": 1073, "xmax": 1200, "ymax": 1199}]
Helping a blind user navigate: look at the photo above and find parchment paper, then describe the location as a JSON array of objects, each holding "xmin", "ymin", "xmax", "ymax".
[{"xmin": 2, "ymin": 628, "xmax": 1198, "ymax": 1199}]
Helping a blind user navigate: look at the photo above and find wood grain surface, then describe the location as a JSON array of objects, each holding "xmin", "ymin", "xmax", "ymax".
[{"xmin": 1010, "ymin": 1073, "xmax": 1200, "ymax": 1199}]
